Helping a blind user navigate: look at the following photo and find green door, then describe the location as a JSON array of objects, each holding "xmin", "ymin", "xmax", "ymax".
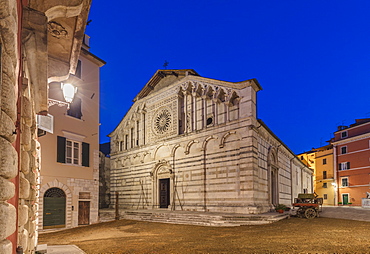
[
  {"xmin": 43, "ymin": 188, "xmax": 66, "ymax": 229},
  {"xmin": 342, "ymin": 194, "xmax": 349, "ymax": 205}
]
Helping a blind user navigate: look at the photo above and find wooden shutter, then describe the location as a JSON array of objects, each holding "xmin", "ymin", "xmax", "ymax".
[
  {"xmin": 82, "ymin": 142, "xmax": 90, "ymax": 167},
  {"xmin": 57, "ymin": 136, "xmax": 66, "ymax": 163},
  {"xmin": 347, "ymin": 162, "xmax": 350, "ymax": 170}
]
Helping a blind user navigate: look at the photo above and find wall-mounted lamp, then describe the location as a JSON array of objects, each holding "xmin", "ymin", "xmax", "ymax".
[{"xmin": 48, "ymin": 82, "xmax": 78, "ymax": 109}]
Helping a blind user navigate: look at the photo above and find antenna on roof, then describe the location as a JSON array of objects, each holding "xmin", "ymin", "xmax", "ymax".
[{"xmin": 163, "ymin": 60, "xmax": 169, "ymax": 69}]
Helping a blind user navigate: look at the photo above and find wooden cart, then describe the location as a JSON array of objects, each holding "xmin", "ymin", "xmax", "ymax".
[{"xmin": 292, "ymin": 193, "xmax": 323, "ymax": 219}]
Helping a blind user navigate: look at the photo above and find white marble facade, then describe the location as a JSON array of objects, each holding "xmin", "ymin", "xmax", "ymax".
[{"xmin": 109, "ymin": 70, "xmax": 312, "ymax": 214}]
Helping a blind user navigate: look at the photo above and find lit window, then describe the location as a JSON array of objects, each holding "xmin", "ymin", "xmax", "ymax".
[
  {"xmin": 339, "ymin": 162, "xmax": 350, "ymax": 170},
  {"xmin": 341, "ymin": 177, "xmax": 349, "ymax": 187}
]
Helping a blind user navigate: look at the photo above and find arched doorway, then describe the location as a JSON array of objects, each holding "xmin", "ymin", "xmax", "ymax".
[
  {"xmin": 270, "ymin": 166, "xmax": 279, "ymax": 206},
  {"xmin": 151, "ymin": 160, "xmax": 174, "ymax": 209},
  {"xmin": 43, "ymin": 188, "xmax": 66, "ymax": 229}
]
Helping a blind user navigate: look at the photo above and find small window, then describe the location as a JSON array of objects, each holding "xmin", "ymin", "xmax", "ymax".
[
  {"xmin": 323, "ymin": 194, "xmax": 328, "ymax": 200},
  {"xmin": 323, "ymin": 171, "xmax": 327, "ymax": 179},
  {"xmin": 125, "ymin": 135, "xmax": 128, "ymax": 150},
  {"xmin": 341, "ymin": 146, "xmax": 347, "ymax": 154},
  {"xmin": 323, "ymin": 158, "xmax": 327, "ymax": 165},
  {"xmin": 206, "ymin": 117, "xmax": 213, "ymax": 126},
  {"xmin": 66, "ymin": 140, "xmax": 81, "ymax": 165},
  {"xmin": 341, "ymin": 177, "xmax": 349, "ymax": 187},
  {"xmin": 323, "ymin": 183, "xmax": 327, "ymax": 188},
  {"xmin": 300, "ymin": 156, "xmax": 304, "ymax": 160},
  {"xmin": 339, "ymin": 162, "xmax": 350, "ymax": 170},
  {"xmin": 341, "ymin": 131, "xmax": 348, "ymax": 138}
]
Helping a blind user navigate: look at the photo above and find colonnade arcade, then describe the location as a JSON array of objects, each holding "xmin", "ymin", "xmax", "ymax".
[{"xmin": 178, "ymin": 81, "xmax": 241, "ymax": 135}]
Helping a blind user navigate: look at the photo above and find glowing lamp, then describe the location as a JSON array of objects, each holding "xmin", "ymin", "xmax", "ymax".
[{"xmin": 61, "ymin": 83, "xmax": 77, "ymax": 103}]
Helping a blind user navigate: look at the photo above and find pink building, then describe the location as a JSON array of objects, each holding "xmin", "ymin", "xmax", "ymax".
[{"xmin": 332, "ymin": 119, "xmax": 370, "ymax": 206}]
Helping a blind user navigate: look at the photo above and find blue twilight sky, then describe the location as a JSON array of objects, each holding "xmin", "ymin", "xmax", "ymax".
[{"xmin": 86, "ymin": 0, "xmax": 370, "ymax": 154}]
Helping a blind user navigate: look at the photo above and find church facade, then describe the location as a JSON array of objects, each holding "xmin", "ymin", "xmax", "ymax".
[{"xmin": 109, "ymin": 70, "xmax": 312, "ymax": 214}]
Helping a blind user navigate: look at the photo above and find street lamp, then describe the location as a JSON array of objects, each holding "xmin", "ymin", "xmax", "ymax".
[{"xmin": 48, "ymin": 82, "xmax": 77, "ymax": 108}]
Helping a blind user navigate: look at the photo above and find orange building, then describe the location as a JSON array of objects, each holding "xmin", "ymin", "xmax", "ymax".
[
  {"xmin": 298, "ymin": 145, "xmax": 335, "ymax": 205},
  {"xmin": 332, "ymin": 119, "xmax": 370, "ymax": 206}
]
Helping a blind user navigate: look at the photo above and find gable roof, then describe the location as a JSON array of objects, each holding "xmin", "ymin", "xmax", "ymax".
[{"xmin": 134, "ymin": 69, "xmax": 199, "ymax": 101}]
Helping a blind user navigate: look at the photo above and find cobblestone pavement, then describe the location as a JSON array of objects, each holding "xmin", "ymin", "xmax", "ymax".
[
  {"xmin": 320, "ymin": 206, "xmax": 370, "ymax": 222},
  {"xmin": 40, "ymin": 206, "xmax": 370, "ymax": 254}
]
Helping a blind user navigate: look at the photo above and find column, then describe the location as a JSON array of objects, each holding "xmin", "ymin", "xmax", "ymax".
[
  {"xmin": 202, "ymin": 96, "xmax": 207, "ymax": 128},
  {"xmin": 183, "ymin": 91, "xmax": 188, "ymax": 133},
  {"xmin": 192, "ymin": 93, "xmax": 197, "ymax": 131}
]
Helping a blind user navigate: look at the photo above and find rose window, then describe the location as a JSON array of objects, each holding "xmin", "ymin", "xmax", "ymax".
[{"xmin": 154, "ymin": 109, "xmax": 171, "ymax": 134}]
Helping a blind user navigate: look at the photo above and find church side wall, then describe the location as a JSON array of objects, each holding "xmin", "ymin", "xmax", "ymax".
[{"xmin": 255, "ymin": 124, "xmax": 313, "ymax": 208}]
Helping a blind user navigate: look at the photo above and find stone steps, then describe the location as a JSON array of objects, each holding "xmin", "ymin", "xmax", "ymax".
[{"xmin": 121, "ymin": 210, "xmax": 289, "ymax": 227}]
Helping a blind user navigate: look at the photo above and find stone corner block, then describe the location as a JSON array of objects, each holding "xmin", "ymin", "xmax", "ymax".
[
  {"xmin": 0, "ymin": 110, "xmax": 16, "ymax": 143},
  {"xmin": 0, "ymin": 239, "xmax": 12, "ymax": 254},
  {"xmin": 0, "ymin": 138, "xmax": 18, "ymax": 179},
  {"xmin": 19, "ymin": 176, "xmax": 30, "ymax": 199},
  {"xmin": 0, "ymin": 202, "xmax": 16, "ymax": 239},
  {"xmin": 0, "ymin": 177, "xmax": 15, "ymax": 201}
]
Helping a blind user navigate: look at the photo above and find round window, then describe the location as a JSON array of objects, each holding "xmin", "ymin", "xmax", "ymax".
[{"xmin": 153, "ymin": 108, "xmax": 172, "ymax": 135}]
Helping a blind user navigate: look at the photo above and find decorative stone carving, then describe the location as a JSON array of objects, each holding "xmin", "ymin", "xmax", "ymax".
[
  {"xmin": 153, "ymin": 107, "xmax": 172, "ymax": 135},
  {"xmin": 47, "ymin": 21, "xmax": 68, "ymax": 39}
]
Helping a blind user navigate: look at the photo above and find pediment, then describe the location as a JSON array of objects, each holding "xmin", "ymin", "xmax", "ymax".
[{"xmin": 134, "ymin": 69, "xmax": 199, "ymax": 101}]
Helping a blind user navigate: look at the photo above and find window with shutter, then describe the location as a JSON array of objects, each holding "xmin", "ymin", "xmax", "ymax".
[
  {"xmin": 339, "ymin": 162, "xmax": 350, "ymax": 170},
  {"xmin": 57, "ymin": 136, "xmax": 89, "ymax": 167},
  {"xmin": 57, "ymin": 136, "xmax": 66, "ymax": 163}
]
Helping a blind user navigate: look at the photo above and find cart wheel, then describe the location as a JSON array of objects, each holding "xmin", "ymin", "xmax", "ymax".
[{"xmin": 304, "ymin": 208, "xmax": 316, "ymax": 219}]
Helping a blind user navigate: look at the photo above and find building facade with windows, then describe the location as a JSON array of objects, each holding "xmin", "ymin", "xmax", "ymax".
[
  {"xmin": 332, "ymin": 119, "xmax": 370, "ymax": 206},
  {"xmin": 298, "ymin": 145, "xmax": 335, "ymax": 205},
  {"xmin": 0, "ymin": 0, "xmax": 91, "ymax": 252},
  {"xmin": 38, "ymin": 37, "xmax": 105, "ymax": 230},
  {"xmin": 109, "ymin": 69, "xmax": 313, "ymax": 214}
]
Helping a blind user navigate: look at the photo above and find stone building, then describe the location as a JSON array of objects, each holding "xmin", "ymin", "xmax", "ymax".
[
  {"xmin": 0, "ymin": 0, "xmax": 91, "ymax": 252},
  {"xmin": 109, "ymin": 70, "xmax": 313, "ymax": 214},
  {"xmin": 37, "ymin": 35, "xmax": 105, "ymax": 230}
]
